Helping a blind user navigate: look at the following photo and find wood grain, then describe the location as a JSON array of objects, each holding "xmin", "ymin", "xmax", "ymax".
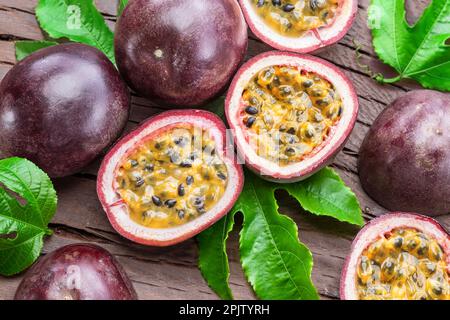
[{"xmin": 0, "ymin": 0, "xmax": 447, "ymax": 300}]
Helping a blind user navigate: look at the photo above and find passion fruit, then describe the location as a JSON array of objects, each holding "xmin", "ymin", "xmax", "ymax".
[
  {"xmin": 340, "ymin": 213, "xmax": 449, "ymax": 300},
  {"xmin": 14, "ymin": 244, "xmax": 137, "ymax": 300},
  {"xmin": 0, "ymin": 43, "xmax": 130, "ymax": 178},
  {"xmin": 225, "ymin": 51, "xmax": 358, "ymax": 182},
  {"xmin": 115, "ymin": 0, "xmax": 248, "ymax": 107},
  {"xmin": 97, "ymin": 110, "xmax": 244, "ymax": 246},
  {"xmin": 359, "ymin": 90, "xmax": 450, "ymax": 216},
  {"xmin": 239, "ymin": 0, "xmax": 357, "ymax": 53}
]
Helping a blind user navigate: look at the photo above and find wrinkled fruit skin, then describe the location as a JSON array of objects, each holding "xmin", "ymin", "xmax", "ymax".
[
  {"xmin": 14, "ymin": 244, "xmax": 137, "ymax": 300},
  {"xmin": 340, "ymin": 212, "xmax": 450, "ymax": 300},
  {"xmin": 0, "ymin": 43, "xmax": 130, "ymax": 177},
  {"xmin": 115, "ymin": 0, "xmax": 248, "ymax": 107},
  {"xmin": 359, "ymin": 90, "xmax": 450, "ymax": 216}
]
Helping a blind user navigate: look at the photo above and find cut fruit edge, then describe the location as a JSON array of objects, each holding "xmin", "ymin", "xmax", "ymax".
[
  {"xmin": 97, "ymin": 109, "xmax": 244, "ymax": 246},
  {"xmin": 225, "ymin": 51, "xmax": 359, "ymax": 182},
  {"xmin": 340, "ymin": 212, "xmax": 450, "ymax": 300},
  {"xmin": 239, "ymin": 0, "xmax": 357, "ymax": 53}
]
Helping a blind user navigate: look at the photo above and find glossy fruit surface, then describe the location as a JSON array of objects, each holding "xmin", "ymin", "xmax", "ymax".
[
  {"xmin": 340, "ymin": 213, "xmax": 449, "ymax": 300},
  {"xmin": 97, "ymin": 110, "xmax": 244, "ymax": 246},
  {"xmin": 115, "ymin": 0, "xmax": 248, "ymax": 106},
  {"xmin": 0, "ymin": 43, "xmax": 130, "ymax": 177},
  {"xmin": 359, "ymin": 90, "xmax": 450, "ymax": 216},
  {"xmin": 239, "ymin": 0, "xmax": 357, "ymax": 53},
  {"xmin": 14, "ymin": 244, "xmax": 137, "ymax": 300},
  {"xmin": 225, "ymin": 51, "xmax": 358, "ymax": 182}
]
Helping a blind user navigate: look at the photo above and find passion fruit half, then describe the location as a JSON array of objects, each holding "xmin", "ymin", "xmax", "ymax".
[
  {"xmin": 115, "ymin": 0, "xmax": 248, "ymax": 107},
  {"xmin": 341, "ymin": 213, "xmax": 449, "ymax": 300},
  {"xmin": 239, "ymin": 0, "xmax": 357, "ymax": 53},
  {"xmin": 15, "ymin": 244, "xmax": 137, "ymax": 300},
  {"xmin": 225, "ymin": 51, "xmax": 358, "ymax": 182},
  {"xmin": 97, "ymin": 110, "xmax": 244, "ymax": 246}
]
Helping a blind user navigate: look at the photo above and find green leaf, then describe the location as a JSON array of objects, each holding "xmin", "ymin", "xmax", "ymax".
[
  {"xmin": 284, "ymin": 167, "xmax": 364, "ymax": 226},
  {"xmin": 35, "ymin": 0, "xmax": 115, "ymax": 64},
  {"xmin": 198, "ymin": 168, "xmax": 363, "ymax": 299},
  {"xmin": 15, "ymin": 40, "xmax": 58, "ymax": 61},
  {"xmin": 235, "ymin": 171, "xmax": 319, "ymax": 300},
  {"xmin": 197, "ymin": 212, "xmax": 236, "ymax": 300},
  {"xmin": 369, "ymin": 0, "xmax": 450, "ymax": 91},
  {"xmin": 0, "ymin": 158, "xmax": 57, "ymax": 276},
  {"xmin": 118, "ymin": 0, "xmax": 129, "ymax": 16}
]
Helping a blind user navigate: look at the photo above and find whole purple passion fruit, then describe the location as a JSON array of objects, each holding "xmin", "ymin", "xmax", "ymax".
[
  {"xmin": 115, "ymin": 0, "xmax": 248, "ymax": 107},
  {"xmin": 359, "ymin": 90, "xmax": 450, "ymax": 216},
  {"xmin": 14, "ymin": 244, "xmax": 137, "ymax": 300},
  {"xmin": 0, "ymin": 43, "xmax": 130, "ymax": 177}
]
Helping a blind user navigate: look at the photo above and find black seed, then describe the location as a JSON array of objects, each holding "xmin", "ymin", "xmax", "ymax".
[
  {"xmin": 316, "ymin": 98, "xmax": 330, "ymax": 107},
  {"xmin": 121, "ymin": 179, "xmax": 126, "ymax": 188},
  {"xmin": 246, "ymin": 117, "xmax": 256, "ymax": 128},
  {"xmin": 174, "ymin": 136, "xmax": 186, "ymax": 146},
  {"xmin": 393, "ymin": 237, "xmax": 403, "ymax": 248},
  {"xmin": 177, "ymin": 210, "xmax": 185, "ymax": 219},
  {"xmin": 145, "ymin": 164, "xmax": 154, "ymax": 172},
  {"xmin": 178, "ymin": 184, "xmax": 185, "ymax": 197},
  {"xmin": 197, "ymin": 206, "xmax": 206, "ymax": 214},
  {"xmin": 165, "ymin": 199, "xmax": 177, "ymax": 208},
  {"xmin": 283, "ymin": 4, "xmax": 295, "ymax": 12},
  {"xmin": 194, "ymin": 197, "xmax": 205, "ymax": 207},
  {"xmin": 152, "ymin": 195, "xmax": 162, "ymax": 206},
  {"xmin": 322, "ymin": 11, "xmax": 329, "ymax": 20},
  {"xmin": 310, "ymin": 0, "xmax": 319, "ymax": 10},
  {"xmin": 155, "ymin": 142, "xmax": 162, "ymax": 150},
  {"xmin": 257, "ymin": 0, "xmax": 265, "ymax": 7},
  {"xmin": 302, "ymin": 80, "xmax": 314, "ymax": 88},
  {"xmin": 245, "ymin": 106, "xmax": 259, "ymax": 115},
  {"xmin": 279, "ymin": 125, "xmax": 287, "ymax": 132},
  {"xmin": 432, "ymin": 284, "xmax": 443, "ymax": 295},
  {"xmin": 285, "ymin": 147, "xmax": 296, "ymax": 156},
  {"xmin": 272, "ymin": 0, "xmax": 281, "ymax": 5},
  {"xmin": 186, "ymin": 175, "xmax": 194, "ymax": 185},
  {"xmin": 130, "ymin": 160, "xmax": 138, "ymax": 167},
  {"xmin": 338, "ymin": 107, "xmax": 343, "ymax": 117},
  {"xmin": 170, "ymin": 151, "xmax": 181, "ymax": 164},
  {"xmin": 135, "ymin": 178, "xmax": 144, "ymax": 188},
  {"xmin": 287, "ymin": 127, "xmax": 296, "ymax": 135},
  {"xmin": 180, "ymin": 160, "xmax": 192, "ymax": 168},
  {"xmin": 217, "ymin": 172, "xmax": 227, "ymax": 181}
]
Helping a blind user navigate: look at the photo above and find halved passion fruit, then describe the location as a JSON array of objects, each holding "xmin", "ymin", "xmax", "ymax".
[
  {"xmin": 225, "ymin": 51, "xmax": 358, "ymax": 182},
  {"xmin": 239, "ymin": 0, "xmax": 357, "ymax": 52},
  {"xmin": 97, "ymin": 110, "xmax": 244, "ymax": 246},
  {"xmin": 341, "ymin": 213, "xmax": 450, "ymax": 300}
]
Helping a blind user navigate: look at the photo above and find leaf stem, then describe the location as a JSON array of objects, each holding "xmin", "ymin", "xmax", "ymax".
[{"xmin": 377, "ymin": 74, "xmax": 402, "ymax": 84}]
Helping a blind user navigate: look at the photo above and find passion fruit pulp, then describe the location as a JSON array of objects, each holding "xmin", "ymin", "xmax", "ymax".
[
  {"xmin": 97, "ymin": 110, "xmax": 244, "ymax": 246},
  {"xmin": 115, "ymin": 0, "xmax": 248, "ymax": 107},
  {"xmin": 0, "ymin": 43, "xmax": 130, "ymax": 177},
  {"xmin": 226, "ymin": 51, "xmax": 358, "ymax": 182},
  {"xmin": 15, "ymin": 244, "xmax": 137, "ymax": 300},
  {"xmin": 359, "ymin": 90, "xmax": 450, "ymax": 216},
  {"xmin": 239, "ymin": 0, "xmax": 357, "ymax": 53},
  {"xmin": 340, "ymin": 213, "xmax": 450, "ymax": 300}
]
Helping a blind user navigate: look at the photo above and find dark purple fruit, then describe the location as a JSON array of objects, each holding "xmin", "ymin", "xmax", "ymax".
[
  {"xmin": 0, "ymin": 43, "xmax": 130, "ymax": 177},
  {"xmin": 359, "ymin": 90, "xmax": 450, "ymax": 216},
  {"xmin": 14, "ymin": 244, "xmax": 137, "ymax": 300},
  {"xmin": 115, "ymin": 0, "xmax": 248, "ymax": 107}
]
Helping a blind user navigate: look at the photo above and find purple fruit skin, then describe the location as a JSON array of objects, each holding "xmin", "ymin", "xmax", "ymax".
[
  {"xmin": 14, "ymin": 244, "xmax": 138, "ymax": 300},
  {"xmin": 359, "ymin": 90, "xmax": 450, "ymax": 216},
  {"xmin": 115, "ymin": 0, "xmax": 248, "ymax": 107},
  {"xmin": 0, "ymin": 43, "xmax": 130, "ymax": 177}
]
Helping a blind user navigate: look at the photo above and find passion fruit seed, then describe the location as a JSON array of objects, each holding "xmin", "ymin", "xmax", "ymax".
[
  {"xmin": 252, "ymin": 0, "xmax": 339, "ymax": 37},
  {"xmin": 241, "ymin": 65, "xmax": 342, "ymax": 166},
  {"xmin": 116, "ymin": 126, "xmax": 228, "ymax": 229},
  {"xmin": 357, "ymin": 228, "xmax": 449, "ymax": 300}
]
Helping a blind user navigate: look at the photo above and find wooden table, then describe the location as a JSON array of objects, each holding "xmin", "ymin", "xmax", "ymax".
[{"xmin": 0, "ymin": 0, "xmax": 448, "ymax": 300}]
